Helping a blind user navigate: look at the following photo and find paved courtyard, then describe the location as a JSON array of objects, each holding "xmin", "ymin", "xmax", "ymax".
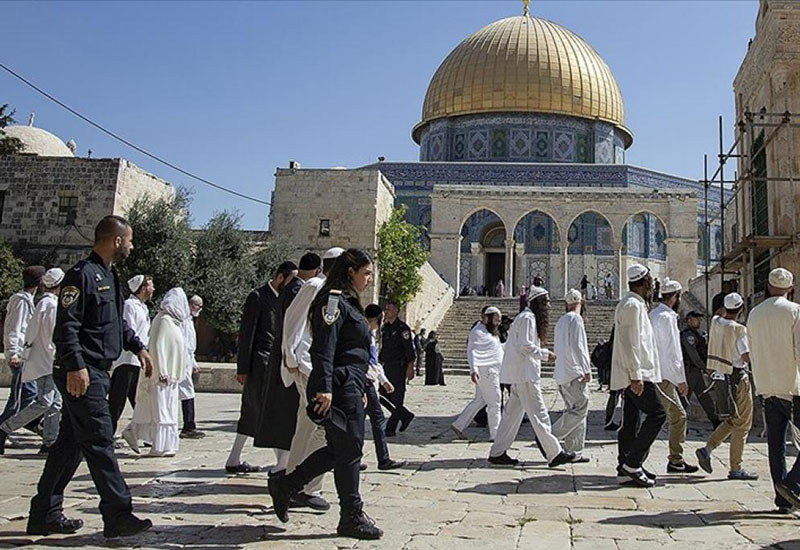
[{"xmin": 0, "ymin": 376, "xmax": 798, "ymax": 549}]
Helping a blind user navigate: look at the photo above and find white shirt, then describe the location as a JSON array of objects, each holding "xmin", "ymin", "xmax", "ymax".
[
  {"xmin": 501, "ymin": 308, "xmax": 550, "ymax": 385},
  {"xmin": 281, "ymin": 274, "xmax": 326, "ymax": 386},
  {"xmin": 649, "ymin": 303, "xmax": 685, "ymax": 386},
  {"xmin": 715, "ymin": 317, "xmax": 750, "ymax": 369},
  {"xmin": 748, "ymin": 296, "xmax": 800, "ymax": 399},
  {"xmin": 466, "ymin": 323, "xmax": 504, "ymax": 375},
  {"xmin": 553, "ymin": 311, "xmax": 591, "ymax": 386},
  {"xmin": 21, "ymin": 292, "xmax": 57, "ymax": 382},
  {"xmin": 112, "ymin": 296, "xmax": 151, "ymax": 371},
  {"xmin": 3, "ymin": 290, "xmax": 35, "ymax": 361},
  {"xmin": 611, "ymin": 291, "xmax": 661, "ymax": 390}
]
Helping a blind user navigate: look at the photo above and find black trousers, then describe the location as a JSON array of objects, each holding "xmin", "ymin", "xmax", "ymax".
[
  {"xmin": 289, "ymin": 366, "xmax": 366, "ymax": 515},
  {"xmin": 364, "ymin": 383, "xmax": 390, "ymax": 465},
  {"xmin": 764, "ymin": 396, "xmax": 800, "ymax": 508},
  {"xmin": 108, "ymin": 364, "xmax": 139, "ymax": 435},
  {"xmin": 181, "ymin": 399, "xmax": 196, "ymax": 432},
  {"xmin": 685, "ymin": 366, "xmax": 720, "ymax": 426},
  {"xmin": 618, "ymin": 382, "xmax": 667, "ymax": 469},
  {"xmin": 30, "ymin": 366, "xmax": 133, "ymax": 525},
  {"xmin": 382, "ymin": 362, "xmax": 413, "ymax": 433}
]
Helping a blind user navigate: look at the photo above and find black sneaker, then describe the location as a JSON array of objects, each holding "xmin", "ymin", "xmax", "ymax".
[
  {"xmin": 488, "ymin": 452, "xmax": 519, "ymax": 466},
  {"xmin": 642, "ymin": 467, "xmax": 658, "ymax": 481},
  {"xmin": 695, "ymin": 447, "xmax": 713, "ymax": 474},
  {"xmin": 27, "ymin": 515, "xmax": 84, "ymax": 536},
  {"xmin": 775, "ymin": 482, "xmax": 800, "ymax": 509},
  {"xmin": 618, "ymin": 467, "xmax": 655, "ymax": 488},
  {"xmin": 549, "ymin": 451, "xmax": 576, "ymax": 468},
  {"xmin": 378, "ymin": 459, "xmax": 406, "ymax": 471},
  {"xmin": 225, "ymin": 462, "xmax": 263, "ymax": 474},
  {"xmin": 103, "ymin": 515, "xmax": 152, "ymax": 538},
  {"xmin": 399, "ymin": 414, "xmax": 415, "ymax": 433},
  {"xmin": 337, "ymin": 510, "xmax": 383, "ymax": 540},
  {"xmin": 268, "ymin": 473, "xmax": 295, "ymax": 523},
  {"xmin": 291, "ymin": 492, "xmax": 331, "ymax": 511},
  {"xmin": 180, "ymin": 429, "xmax": 205, "ymax": 439},
  {"xmin": 667, "ymin": 461, "xmax": 700, "ymax": 474}
]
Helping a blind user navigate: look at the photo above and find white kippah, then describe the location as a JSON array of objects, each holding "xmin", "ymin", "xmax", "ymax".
[
  {"xmin": 323, "ymin": 247, "xmax": 345, "ymax": 260},
  {"xmin": 661, "ymin": 278, "xmax": 682, "ymax": 294},
  {"xmin": 565, "ymin": 289, "xmax": 582, "ymax": 304},
  {"xmin": 528, "ymin": 286, "xmax": 549, "ymax": 300},
  {"xmin": 724, "ymin": 292, "xmax": 744, "ymax": 310},
  {"xmin": 769, "ymin": 267, "xmax": 794, "ymax": 289},
  {"xmin": 128, "ymin": 274, "xmax": 145, "ymax": 293},
  {"xmin": 627, "ymin": 263, "xmax": 648, "ymax": 283},
  {"xmin": 484, "ymin": 306, "xmax": 501, "ymax": 316},
  {"xmin": 42, "ymin": 268, "xmax": 64, "ymax": 288}
]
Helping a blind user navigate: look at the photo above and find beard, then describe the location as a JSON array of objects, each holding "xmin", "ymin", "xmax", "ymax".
[
  {"xmin": 485, "ymin": 320, "xmax": 499, "ymax": 335},
  {"xmin": 671, "ymin": 295, "xmax": 682, "ymax": 312}
]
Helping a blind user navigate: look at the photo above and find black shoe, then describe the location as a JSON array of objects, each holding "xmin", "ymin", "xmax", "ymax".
[
  {"xmin": 291, "ymin": 492, "xmax": 331, "ymax": 511},
  {"xmin": 642, "ymin": 467, "xmax": 657, "ymax": 481},
  {"xmin": 103, "ymin": 515, "xmax": 152, "ymax": 538},
  {"xmin": 27, "ymin": 515, "xmax": 84, "ymax": 536},
  {"xmin": 399, "ymin": 414, "xmax": 415, "ymax": 432},
  {"xmin": 695, "ymin": 447, "xmax": 713, "ymax": 474},
  {"xmin": 337, "ymin": 510, "xmax": 383, "ymax": 540},
  {"xmin": 570, "ymin": 455, "xmax": 591, "ymax": 464},
  {"xmin": 385, "ymin": 430, "xmax": 397, "ymax": 437},
  {"xmin": 225, "ymin": 462, "xmax": 263, "ymax": 474},
  {"xmin": 268, "ymin": 468, "xmax": 286, "ymax": 478},
  {"xmin": 776, "ymin": 482, "xmax": 800, "ymax": 509},
  {"xmin": 268, "ymin": 473, "xmax": 295, "ymax": 523},
  {"xmin": 359, "ymin": 463, "xmax": 368, "ymax": 471},
  {"xmin": 549, "ymin": 451, "xmax": 576, "ymax": 468},
  {"xmin": 618, "ymin": 464, "xmax": 657, "ymax": 482},
  {"xmin": 378, "ymin": 459, "xmax": 406, "ymax": 471},
  {"xmin": 667, "ymin": 461, "xmax": 700, "ymax": 474},
  {"xmin": 488, "ymin": 452, "xmax": 519, "ymax": 466},
  {"xmin": 180, "ymin": 429, "xmax": 205, "ymax": 439},
  {"xmin": 604, "ymin": 422, "xmax": 619, "ymax": 431},
  {"xmin": 618, "ymin": 467, "xmax": 655, "ymax": 488},
  {"xmin": 38, "ymin": 444, "xmax": 50, "ymax": 455}
]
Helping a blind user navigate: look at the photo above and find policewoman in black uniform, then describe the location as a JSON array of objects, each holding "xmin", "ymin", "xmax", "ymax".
[
  {"xmin": 268, "ymin": 249, "xmax": 383, "ymax": 540},
  {"xmin": 28, "ymin": 216, "xmax": 154, "ymax": 538}
]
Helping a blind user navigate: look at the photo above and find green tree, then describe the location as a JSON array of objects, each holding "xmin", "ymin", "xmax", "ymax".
[
  {"xmin": 121, "ymin": 189, "xmax": 195, "ymax": 306},
  {"xmin": 250, "ymin": 235, "xmax": 295, "ymax": 288},
  {"xmin": 377, "ymin": 205, "xmax": 430, "ymax": 305},
  {"xmin": 0, "ymin": 236, "xmax": 24, "ymax": 321},
  {"xmin": 0, "ymin": 104, "xmax": 23, "ymax": 155},
  {"xmin": 191, "ymin": 211, "xmax": 255, "ymax": 334}
]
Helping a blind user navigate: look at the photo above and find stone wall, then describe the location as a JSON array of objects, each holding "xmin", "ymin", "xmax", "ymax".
[
  {"xmin": 403, "ymin": 262, "xmax": 455, "ymax": 333},
  {"xmin": 114, "ymin": 159, "xmax": 175, "ymax": 217}
]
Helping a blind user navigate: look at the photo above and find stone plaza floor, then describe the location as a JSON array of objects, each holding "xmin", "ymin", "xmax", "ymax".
[{"xmin": 0, "ymin": 376, "xmax": 798, "ymax": 549}]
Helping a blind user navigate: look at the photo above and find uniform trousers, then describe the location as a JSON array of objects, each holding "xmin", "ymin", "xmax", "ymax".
[
  {"xmin": 1, "ymin": 374, "xmax": 62, "ymax": 447},
  {"xmin": 618, "ymin": 382, "xmax": 667, "ymax": 469},
  {"xmin": 490, "ymin": 382, "xmax": 562, "ymax": 462},
  {"xmin": 764, "ymin": 396, "xmax": 800, "ymax": 508},
  {"xmin": 452, "ymin": 365, "xmax": 501, "ymax": 439},
  {"xmin": 707, "ymin": 375, "xmax": 753, "ymax": 472},
  {"xmin": 284, "ymin": 365, "xmax": 366, "ymax": 515},
  {"xmin": 685, "ymin": 366, "xmax": 720, "ymax": 426},
  {"xmin": 30, "ymin": 366, "xmax": 133, "ymax": 525},
  {"xmin": 108, "ymin": 364, "xmax": 139, "ymax": 435},
  {"xmin": 657, "ymin": 380, "xmax": 688, "ymax": 463},
  {"xmin": 552, "ymin": 377, "xmax": 589, "ymax": 454},
  {"xmin": 364, "ymin": 382, "xmax": 390, "ymax": 465},
  {"xmin": 285, "ymin": 372, "xmax": 325, "ymax": 494},
  {"xmin": 382, "ymin": 362, "xmax": 413, "ymax": 433},
  {"xmin": 0, "ymin": 363, "xmax": 37, "ymax": 426}
]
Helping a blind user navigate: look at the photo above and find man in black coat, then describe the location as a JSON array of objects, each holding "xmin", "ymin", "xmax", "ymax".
[
  {"xmin": 380, "ymin": 302, "xmax": 417, "ymax": 436},
  {"xmin": 225, "ymin": 261, "xmax": 297, "ymax": 474}
]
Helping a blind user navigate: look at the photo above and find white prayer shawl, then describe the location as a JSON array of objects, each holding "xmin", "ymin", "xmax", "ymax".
[
  {"xmin": 21, "ymin": 292, "xmax": 57, "ymax": 382},
  {"xmin": 152, "ymin": 288, "xmax": 190, "ymax": 384},
  {"xmin": 3, "ymin": 290, "xmax": 35, "ymax": 361},
  {"xmin": 748, "ymin": 296, "xmax": 800, "ymax": 398},
  {"xmin": 649, "ymin": 303, "xmax": 685, "ymax": 386},
  {"xmin": 611, "ymin": 291, "xmax": 661, "ymax": 391},
  {"xmin": 112, "ymin": 296, "xmax": 151, "ymax": 372},
  {"xmin": 553, "ymin": 311, "xmax": 591, "ymax": 386},
  {"xmin": 466, "ymin": 323, "xmax": 504, "ymax": 375},
  {"xmin": 281, "ymin": 274, "xmax": 326, "ymax": 386},
  {"xmin": 501, "ymin": 308, "xmax": 549, "ymax": 385}
]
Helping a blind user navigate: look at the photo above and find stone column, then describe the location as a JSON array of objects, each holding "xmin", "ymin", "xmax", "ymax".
[
  {"xmin": 665, "ymin": 237, "xmax": 699, "ymax": 291},
  {"xmin": 615, "ymin": 241, "xmax": 624, "ymax": 299},
  {"xmin": 561, "ymin": 240, "xmax": 570, "ymax": 297},
  {"xmin": 515, "ymin": 243, "xmax": 526, "ymax": 293},
  {"xmin": 471, "ymin": 243, "xmax": 484, "ymax": 288},
  {"xmin": 429, "ymin": 233, "xmax": 461, "ymax": 290},
  {"xmin": 505, "ymin": 238, "xmax": 515, "ymax": 296}
]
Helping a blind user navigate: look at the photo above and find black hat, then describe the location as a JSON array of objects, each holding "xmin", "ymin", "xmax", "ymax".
[
  {"xmin": 22, "ymin": 266, "xmax": 46, "ymax": 288},
  {"xmin": 686, "ymin": 310, "xmax": 704, "ymax": 319},
  {"xmin": 364, "ymin": 304, "xmax": 382, "ymax": 319},
  {"xmin": 298, "ymin": 252, "xmax": 322, "ymax": 271}
]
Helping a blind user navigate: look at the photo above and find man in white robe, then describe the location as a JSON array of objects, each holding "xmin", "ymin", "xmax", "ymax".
[
  {"xmin": 179, "ymin": 295, "xmax": 203, "ymax": 439},
  {"xmin": 488, "ymin": 287, "xmax": 575, "ymax": 467},
  {"xmin": 451, "ymin": 306, "xmax": 504, "ymax": 440},
  {"xmin": 123, "ymin": 288, "xmax": 189, "ymax": 457},
  {"xmin": 552, "ymin": 289, "xmax": 591, "ymax": 460}
]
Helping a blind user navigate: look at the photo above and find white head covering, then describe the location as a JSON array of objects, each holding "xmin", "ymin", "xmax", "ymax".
[
  {"xmin": 769, "ymin": 268, "xmax": 794, "ymax": 289},
  {"xmin": 565, "ymin": 289, "xmax": 582, "ymax": 304},
  {"xmin": 484, "ymin": 306, "xmax": 501, "ymax": 316},
  {"xmin": 661, "ymin": 278, "xmax": 682, "ymax": 294},
  {"xmin": 528, "ymin": 286, "xmax": 549, "ymax": 300},
  {"xmin": 128, "ymin": 274, "xmax": 145, "ymax": 294},
  {"xmin": 323, "ymin": 247, "xmax": 345, "ymax": 260},
  {"xmin": 42, "ymin": 268, "xmax": 64, "ymax": 288},
  {"xmin": 724, "ymin": 292, "xmax": 744, "ymax": 310},
  {"xmin": 627, "ymin": 263, "xmax": 649, "ymax": 283},
  {"xmin": 161, "ymin": 287, "xmax": 191, "ymax": 323}
]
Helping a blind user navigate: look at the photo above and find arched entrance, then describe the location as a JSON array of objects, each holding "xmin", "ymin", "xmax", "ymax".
[
  {"xmin": 459, "ymin": 209, "xmax": 506, "ymax": 294},
  {"xmin": 621, "ymin": 212, "xmax": 668, "ymax": 282},
  {"xmin": 567, "ymin": 211, "xmax": 615, "ymax": 297},
  {"xmin": 513, "ymin": 210, "xmax": 560, "ymax": 293}
]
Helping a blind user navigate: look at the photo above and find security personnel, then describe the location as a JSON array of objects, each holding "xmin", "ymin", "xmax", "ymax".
[
  {"xmin": 28, "ymin": 216, "xmax": 154, "ymax": 539},
  {"xmin": 379, "ymin": 301, "xmax": 416, "ymax": 436},
  {"xmin": 268, "ymin": 249, "xmax": 383, "ymax": 540},
  {"xmin": 680, "ymin": 311, "xmax": 721, "ymax": 428}
]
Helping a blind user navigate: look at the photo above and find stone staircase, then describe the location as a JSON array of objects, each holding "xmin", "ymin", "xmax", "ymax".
[{"xmin": 436, "ymin": 297, "xmax": 618, "ymax": 377}]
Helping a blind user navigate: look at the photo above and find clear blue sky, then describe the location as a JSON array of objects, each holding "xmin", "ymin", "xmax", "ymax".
[{"xmin": 3, "ymin": 1, "xmax": 758, "ymax": 229}]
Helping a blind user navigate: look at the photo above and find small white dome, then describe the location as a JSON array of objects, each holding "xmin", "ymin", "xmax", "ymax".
[{"xmin": 2, "ymin": 125, "xmax": 74, "ymax": 157}]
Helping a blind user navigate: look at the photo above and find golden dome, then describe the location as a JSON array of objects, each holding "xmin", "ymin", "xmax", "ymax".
[{"xmin": 413, "ymin": 15, "xmax": 632, "ymax": 147}]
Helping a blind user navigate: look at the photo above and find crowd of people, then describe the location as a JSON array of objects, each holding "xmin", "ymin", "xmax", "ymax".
[{"xmin": 4, "ymin": 215, "xmax": 800, "ymax": 541}]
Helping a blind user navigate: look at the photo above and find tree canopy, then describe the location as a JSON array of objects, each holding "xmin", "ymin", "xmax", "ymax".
[
  {"xmin": 376, "ymin": 205, "xmax": 430, "ymax": 305},
  {"xmin": 0, "ymin": 104, "xmax": 24, "ymax": 155}
]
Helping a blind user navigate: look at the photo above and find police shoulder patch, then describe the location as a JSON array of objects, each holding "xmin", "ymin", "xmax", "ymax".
[
  {"xmin": 687, "ymin": 336, "xmax": 696, "ymax": 344},
  {"xmin": 61, "ymin": 286, "xmax": 80, "ymax": 308},
  {"xmin": 402, "ymin": 330, "xmax": 411, "ymax": 340},
  {"xmin": 323, "ymin": 290, "xmax": 342, "ymax": 326}
]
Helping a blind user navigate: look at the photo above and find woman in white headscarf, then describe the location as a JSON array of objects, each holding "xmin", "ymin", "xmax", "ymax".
[{"xmin": 122, "ymin": 288, "xmax": 189, "ymax": 457}]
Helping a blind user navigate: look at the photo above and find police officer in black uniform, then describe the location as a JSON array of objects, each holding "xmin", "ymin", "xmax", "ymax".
[
  {"xmin": 268, "ymin": 249, "xmax": 383, "ymax": 540},
  {"xmin": 380, "ymin": 301, "xmax": 416, "ymax": 436},
  {"xmin": 27, "ymin": 216, "xmax": 153, "ymax": 538},
  {"xmin": 680, "ymin": 310, "xmax": 721, "ymax": 428}
]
